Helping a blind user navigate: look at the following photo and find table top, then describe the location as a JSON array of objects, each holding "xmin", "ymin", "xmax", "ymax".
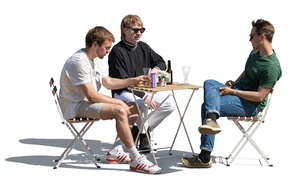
[{"xmin": 128, "ymin": 82, "xmax": 202, "ymax": 93}]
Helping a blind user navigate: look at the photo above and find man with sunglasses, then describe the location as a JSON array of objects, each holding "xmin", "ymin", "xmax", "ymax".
[
  {"xmin": 108, "ymin": 15, "xmax": 174, "ymax": 155},
  {"xmin": 182, "ymin": 19, "xmax": 282, "ymax": 168}
]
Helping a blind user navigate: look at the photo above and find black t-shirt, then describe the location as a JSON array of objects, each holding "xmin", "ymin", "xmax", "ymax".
[{"xmin": 108, "ymin": 40, "xmax": 166, "ymax": 98}]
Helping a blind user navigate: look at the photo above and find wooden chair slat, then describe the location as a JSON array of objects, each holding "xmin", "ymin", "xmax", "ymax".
[
  {"xmin": 246, "ymin": 117, "xmax": 252, "ymax": 121},
  {"xmin": 227, "ymin": 115, "xmax": 259, "ymax": 122},
  {"xmin": 67, "ymin": 117, "xmax": 99, "ymax": 123}
]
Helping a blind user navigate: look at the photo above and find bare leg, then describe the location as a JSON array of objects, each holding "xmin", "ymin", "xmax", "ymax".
[
  {"xmin": 98, "ymin": 103, "xmax": 135, "ymax": 149},
  {"xmin": 98, "ymin": 103, "xmax": 161, "ymax": 173}
]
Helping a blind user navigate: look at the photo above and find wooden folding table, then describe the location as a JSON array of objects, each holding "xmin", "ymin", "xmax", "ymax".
[{"xmin": 128, "ymin": 82, "xmax": 202, "ymax": 165}]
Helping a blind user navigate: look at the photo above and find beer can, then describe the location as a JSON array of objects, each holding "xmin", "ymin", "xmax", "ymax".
[{"xmin": 150, "ymin": 73, "xmax": 157, "ymax": 88}]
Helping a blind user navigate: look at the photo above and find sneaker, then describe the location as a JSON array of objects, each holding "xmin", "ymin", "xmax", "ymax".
[
  {"xmin": 139, "ymin": 132, "xmax": 151, "ymax": 153},
  {"xmin": 181, "ymin": 156, "xmax": 212, "ymax": 168},
  {"xmin": 130, "ymin": 155, "xmax": 161, "ymax": 174},
  {"xmin": 198, "ymin": 119, "xmax": 221, "ymax": 135},
  {"xmin": 106, "ymin": 150, "xmax": 131, "ymax": 164}
]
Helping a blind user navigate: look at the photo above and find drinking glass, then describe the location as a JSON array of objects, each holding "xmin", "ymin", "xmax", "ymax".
[
  {"xmin": 143, "ymin": 67, "xmax": 150, "ymax": 76},
  {"xmin": 143, "ymin": 67, "xmax": 151, "ymax": 86},
  {"xmin": 182, "ymin": 66, "xmax": 191, "ymax": 84}
]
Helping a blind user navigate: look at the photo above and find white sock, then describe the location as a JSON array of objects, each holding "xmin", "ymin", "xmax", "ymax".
[
  {"xmin": 128, "ymin": 146, "xmax": 141, "ymax": 161},
  {"xmin": 111, "ymin": 137, "xmax": 124, "ymax": 153}
]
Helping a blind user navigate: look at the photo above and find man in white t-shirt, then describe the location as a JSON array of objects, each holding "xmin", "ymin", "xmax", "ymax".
[{"xmin": 59, "ymin": 26, "xmax": 161, "ymax": 174}]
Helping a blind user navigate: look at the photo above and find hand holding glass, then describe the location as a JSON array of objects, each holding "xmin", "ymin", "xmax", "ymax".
[
  {"xmin": 142, "ymin": 67, "xmax": 151, "ymax": 87},
  {"xmin": 143, "ymin": 67, "xmax": 151, "ymax": 76}
]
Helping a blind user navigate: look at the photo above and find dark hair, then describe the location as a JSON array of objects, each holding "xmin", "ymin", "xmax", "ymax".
[
  {"xmin": 252, "ymin": 19, "xmax": 275, "ymax": 42},
  {"xmin": 85, "ymin": 26, "xmax": 115, "ymax": 47}
]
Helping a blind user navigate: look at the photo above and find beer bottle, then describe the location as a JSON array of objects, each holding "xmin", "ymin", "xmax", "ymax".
[{"xmin": 166, "ymin": 60, "xmax": 173, "ymax": 85}]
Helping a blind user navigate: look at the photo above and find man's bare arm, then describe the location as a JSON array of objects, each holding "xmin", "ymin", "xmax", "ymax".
[
  {"xmin": 219, "ymin": 86, "xmax": 272, "ymax": 102},
  {"xmin": 102, "ymin": 75, "xmax": 149, "ymax": 90},
  {"xmin": 79, "ymin": 82, "xmax": 124, "ymax": 104}
]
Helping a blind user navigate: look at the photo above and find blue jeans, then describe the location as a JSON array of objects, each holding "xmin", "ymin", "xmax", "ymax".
[{"xmin": 200, "ymin": 79, "xmax": 259, "ymax": 152}]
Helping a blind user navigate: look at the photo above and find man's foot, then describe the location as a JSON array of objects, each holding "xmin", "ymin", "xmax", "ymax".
[
  {"xmin": 139, "ymin": 132, "xmax": 151, "ymax": 153},
  {"xmin": 130, "ymin": 155, "xmax": 161, "ymax": 174},
  {"xmin": 181, "ymin": 156, "xmax": 212, "ymax": 168},
  {"xmin": 198, "ymin": 119, "xmax": 221, "ymax": 135},
  {"xmin": 106, "ymin": 150, "xmax": 131, "ymax": 164}
]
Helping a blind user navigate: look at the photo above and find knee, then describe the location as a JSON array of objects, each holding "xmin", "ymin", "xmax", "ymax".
[
  {"xmin": 114, "ymin": 106, "xmax": 128, "ymax": 120},
  {"xmin": 204, "ymin": 79, "xmax": 217, "ymax": 88},
  {"xmin": 160, "ymin": 100, "xmax": 175, "ymax": 112}
]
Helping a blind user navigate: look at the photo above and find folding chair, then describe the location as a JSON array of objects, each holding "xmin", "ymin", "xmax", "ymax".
[
  {"xmin": 49, "ymin": 77, "xmax": 101, "ymax": 169},
  {"xmin": 225, "ymin": 89, "xmax": 274, "ymax": 167}
]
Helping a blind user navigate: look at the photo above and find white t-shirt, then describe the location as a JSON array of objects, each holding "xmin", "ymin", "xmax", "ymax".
[{"xmin": 59, "ymin": 49, "xmax": 108, "ymax": 119}]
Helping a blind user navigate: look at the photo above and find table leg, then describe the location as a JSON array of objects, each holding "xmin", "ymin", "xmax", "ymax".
[
  {"xmin": 130, "ymin": 90, "xmax": 172, "ymax": 165},
  {"xmin": 169, "ymin": 89, "xmax": 196, "ymax": 155}
]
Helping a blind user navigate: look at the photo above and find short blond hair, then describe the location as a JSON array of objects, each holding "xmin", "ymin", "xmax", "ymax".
[{"xmin": 120, "ymin": 15, "xmax": 143, "ymax": 40}]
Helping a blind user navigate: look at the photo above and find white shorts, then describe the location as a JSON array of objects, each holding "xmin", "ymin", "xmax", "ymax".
[{"xmin": 75, "ymin": 101, "xmax": 103, "ymax": 119}]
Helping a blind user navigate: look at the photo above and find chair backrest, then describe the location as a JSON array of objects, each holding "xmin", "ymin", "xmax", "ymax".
[
  {"xmin": 260, "ymin": 88, "xmax": 274, "ymax": 123},
  {"xmin": 49, "ymin": 77, "xmax": 99, "ymax": 123},
  {"xmin": 49, "ymin": 77, "xmax": 66, "ymax": 122}
]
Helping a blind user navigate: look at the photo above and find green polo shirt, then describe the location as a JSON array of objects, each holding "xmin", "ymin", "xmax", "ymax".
[{"xmin": 237, "ymin": 49, "xmax": 282, "ymax": 112}]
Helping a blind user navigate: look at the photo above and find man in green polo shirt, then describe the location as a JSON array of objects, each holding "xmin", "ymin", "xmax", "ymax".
[{"xmin": 182, "ymin": 19, "xmax": 282, "ymax": 168}]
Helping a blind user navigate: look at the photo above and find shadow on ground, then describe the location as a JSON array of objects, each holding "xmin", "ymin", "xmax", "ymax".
[{"xmin": 5, "ymin": 138, "xmax": 205, "ymax": 174}]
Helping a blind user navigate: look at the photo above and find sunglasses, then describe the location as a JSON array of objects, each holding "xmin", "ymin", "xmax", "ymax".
[{"xmin": 127, "ymin": 27, "xmax": 146, "ymax": 34}]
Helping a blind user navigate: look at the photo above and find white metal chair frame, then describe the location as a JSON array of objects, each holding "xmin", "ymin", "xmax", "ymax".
[
  {"xmin": 49, "ymin": 78, "xmax": 100, "ymax": 169},
  {"xmin": 225, "ymin": 90, "xmax": 274, "ymax": 167}
]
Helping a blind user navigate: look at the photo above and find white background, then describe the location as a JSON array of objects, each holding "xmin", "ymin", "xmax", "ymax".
[{"xmin": 1, "ymin": 0, "xmax": 299, "ymax": 182}]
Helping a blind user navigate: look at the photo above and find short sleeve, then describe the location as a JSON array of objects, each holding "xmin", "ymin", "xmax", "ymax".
[
  {"xmin": 259, "ymin": 66, "xmax": 277, "ymax": 88},
  {"xmin": 64, "ymin": 57, "xmax": 91, "ymax": 86},
  {"xmin": 94, "ymin": 57, "xmax": 108, "ymax": 78}
]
